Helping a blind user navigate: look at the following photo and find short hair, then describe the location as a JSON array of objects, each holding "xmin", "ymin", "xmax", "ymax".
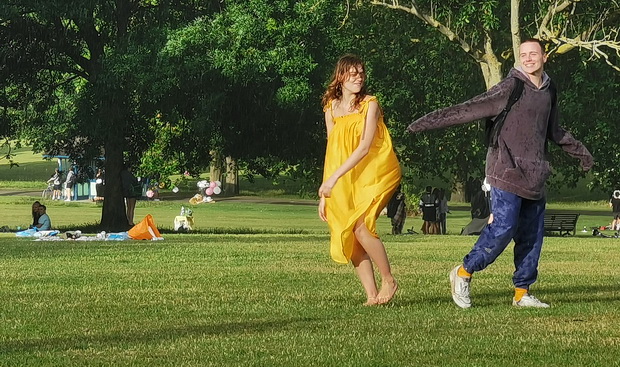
[
  {"xmin": 520, "ymin": 38, "xmax": 547, "ymax": 53},
  {"xmin": 39, "ymin": 205, "xmax": 47, "ymax": 210},
  {"xmin": 425, "ymin": 186, "xmax": 432, "ymax": 193}
]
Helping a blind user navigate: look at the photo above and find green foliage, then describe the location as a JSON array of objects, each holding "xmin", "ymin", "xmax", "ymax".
[
  {"xmin": 2, "ymin": 0, "xmax": 619, "ymax": 205},
  {"xmin": 548, "ymin": 53, "xmax": 620, "ymax": 192}
]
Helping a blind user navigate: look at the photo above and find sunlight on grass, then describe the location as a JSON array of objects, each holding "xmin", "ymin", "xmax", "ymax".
[{"xmin": 1, "ymin": 234, "xmax": 619, "ymax": 366}]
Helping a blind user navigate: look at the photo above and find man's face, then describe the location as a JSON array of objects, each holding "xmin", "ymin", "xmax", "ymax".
[
  {"xmin": 38, "ymin": 207, "xmax": 46, "ymax": 215},
  {"xmin": 519, "ymin": 41, "xmax": 547, "ymax": 76}
]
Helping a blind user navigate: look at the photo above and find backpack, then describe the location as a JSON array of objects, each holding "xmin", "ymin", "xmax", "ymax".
[{"xmin": 484, "ymin": 77, "xmax": 557, "ymax": 148}]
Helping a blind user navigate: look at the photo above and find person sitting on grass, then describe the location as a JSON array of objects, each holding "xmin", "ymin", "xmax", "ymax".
[
  {"xmin": 35, "ymin": 205, "xmax": 51, "ymax": 231},
  {"xmin": 31, "ymin": 201, "xmax": 41, "ymax": 228}
]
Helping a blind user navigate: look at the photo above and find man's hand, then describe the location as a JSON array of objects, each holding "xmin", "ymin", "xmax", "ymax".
[{"xmin": 581, "ymin": 157, "xmax": 594, "ymax": 172}]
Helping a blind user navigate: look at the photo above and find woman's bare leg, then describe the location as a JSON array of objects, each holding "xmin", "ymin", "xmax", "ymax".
[
  {"xmin": 354, "ymin": 217, "xmax": 398, "ymax": 304},
  {"xmin": 350, "ymin": 242, "xmax": 378, "ymax": 305}
]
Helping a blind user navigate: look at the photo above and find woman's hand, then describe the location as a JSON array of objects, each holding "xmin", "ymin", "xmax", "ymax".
[
  {"xmin": 318, "ymin": 178, "xmax": 336, "ymax": 198},
  {"xmin": 318, "ymin": 197, "xmax": 327, "ymax": 222}
]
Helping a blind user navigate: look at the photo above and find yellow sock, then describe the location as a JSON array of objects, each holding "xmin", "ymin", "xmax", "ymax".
[
  {"xmin": 457, "ymin": 265, "xmax": 472, "ymax": 278},
  {"xmin": 514, "ymin": 288, "xmax": 528, "ymax": 302}
]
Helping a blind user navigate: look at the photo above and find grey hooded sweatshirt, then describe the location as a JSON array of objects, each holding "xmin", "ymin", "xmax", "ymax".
[{"xmin": 407, "ymin": 68, "xmax": 593, "ymax": 200}]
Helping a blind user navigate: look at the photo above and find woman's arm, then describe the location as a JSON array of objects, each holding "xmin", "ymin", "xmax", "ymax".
[{"xmin": 324, "ymin": 106, "xmax": 334, "ymax": 137}]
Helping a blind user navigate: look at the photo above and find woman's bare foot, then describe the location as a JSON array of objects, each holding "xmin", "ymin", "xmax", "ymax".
[
  {"xmin": 377, "ymin": 279, "xmax": 398, "ymax": 305},
  {"xmin": 363, "ymin": 297, "xmax": 378, "ymax": 306}
]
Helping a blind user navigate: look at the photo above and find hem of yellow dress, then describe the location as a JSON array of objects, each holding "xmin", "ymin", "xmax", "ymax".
[{"xmin": 329, "ymin": 179, "xmax": 400, "ymax": 264}]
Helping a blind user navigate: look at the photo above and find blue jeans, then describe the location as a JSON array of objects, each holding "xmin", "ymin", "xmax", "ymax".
[{"xmin": 463, "ymin": 187, "xmax": 546, "ymax": 289}]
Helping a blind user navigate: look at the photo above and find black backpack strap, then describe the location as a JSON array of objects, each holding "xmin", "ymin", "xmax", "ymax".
[
  {"xmin": 487, "ymin": 78, "xmax": 524, "ymax": 147},
  {"xmin": 544, "ymin": 79, "xmax": 557, "ymax": 152},
  {"xmin": 504, "ymin": 78, "xmax": 524, "ymax": 114}
]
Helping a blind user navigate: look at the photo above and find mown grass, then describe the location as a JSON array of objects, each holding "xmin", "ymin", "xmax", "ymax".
[
  {"xmin": 1, "ymin": 231, "xmax": 619, "ymax": 366},
  {"xmin": 2, "ymin": 147, "xmax": 619, "ymax": 365}
]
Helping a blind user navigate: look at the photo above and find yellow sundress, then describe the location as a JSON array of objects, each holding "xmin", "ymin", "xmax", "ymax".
[{"xmin": 323, "ymin": 96, "xmax": 401, "ymax": 264}]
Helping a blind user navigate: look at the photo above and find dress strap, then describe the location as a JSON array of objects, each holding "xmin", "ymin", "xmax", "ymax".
[{"xmin": 359, "ymin": 96, "xmax": 379, "ymax": 116}]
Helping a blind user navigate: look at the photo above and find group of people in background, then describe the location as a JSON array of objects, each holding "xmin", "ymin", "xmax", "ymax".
[
  {"xmin": 610, "ymin": 190, "xmax": 620, "ymax": 231},
  {"xmin": 419, "ymin": 186, "xmax": 449, "ymax": 235},
  {"xmin": 30, "ymin": 201, "xmax": 51, "ymax": 231},
  {"xmin": 46, "ymin": 167, "xmax": 76, "ymax": 201}
]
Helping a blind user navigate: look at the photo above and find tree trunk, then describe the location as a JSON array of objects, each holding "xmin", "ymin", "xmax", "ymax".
[
  {"xmin": 100, "ymin": 136, "xmax": 130, "ymax": 231},
  {"xmin": 479, "ymin": 58, "xmax": 503, "ymax": 89},
  {"xmin": 209, "ymin": 150, "xmax": 224, "ymax": 183},
  {"xmin": 224, "ymin": 156, "xmax": 239, "ymax": 195},
  {"xmin": 99, "ymin": 89, "xmax": 130, "ymax": 232},
  {"xmin": 511, "ymin": 0, "xmax": 521, "ymax": 67}
]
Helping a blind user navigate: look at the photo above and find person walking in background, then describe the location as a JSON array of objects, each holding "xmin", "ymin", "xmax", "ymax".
[
  {"xmin": 407, "ymin": 39, "xmax": 593, "ymax": 308},
  {"xmin": 610, "ymin": 190, "xmax": 620, "ymax": 230},
  {"xmin": 438, "ymin": 188, "xmax": 449, "ymax": 234},
  {"xmin": 419, "ymin": 186, "xmax": 439, "ymax": 234},
  {"xmin": 121, "ymin": 164, "xmax": 139, "ymax": 226},
  {"xmin": 47, "ymin": 168, "xmax": 62, "ymax": 200},
  {"xmin": 318, "ymin": 54, "xmax": 401, "ymax": 306},
  {"xmin": 387, "ymin": 186, "xmax": 407, "ymax": 235},
  {"xmin": 64, "ymin": 167, "xmax": 75, "ymax": 201},
  {"xmin": 95, "ymin": 168, "xmax": 105, "ymax": 202}
]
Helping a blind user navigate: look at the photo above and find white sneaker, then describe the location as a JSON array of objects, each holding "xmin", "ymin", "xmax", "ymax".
[
  {"xmin": 449, "ymin": 265, "xmax": 472, "ymax": 308},
  {"xmin": 512, "ymin": 293, "xmax": 550, "ymax": 308}
]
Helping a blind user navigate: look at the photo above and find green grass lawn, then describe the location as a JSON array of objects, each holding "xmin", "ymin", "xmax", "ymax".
[
  {"xmin": 1, "ymin": 196, "xmax": 620, "ymax": 366},
  {"xmin": 0, "ymin": 146, "xmax": 58, "ymax": 188},
  {"xmin": 1, "ymin": 231, "xmax": 619, "ymax": 366}
]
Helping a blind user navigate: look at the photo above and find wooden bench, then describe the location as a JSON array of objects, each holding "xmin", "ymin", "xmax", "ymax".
[{"xmin": 544, "ymin": 213, "xmax": 580, "ymax": 236}]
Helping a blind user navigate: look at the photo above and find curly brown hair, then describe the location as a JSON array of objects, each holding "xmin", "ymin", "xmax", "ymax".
[{"xmin": 321, "ymin": 54, "xmax": 367, "ymax": 111}]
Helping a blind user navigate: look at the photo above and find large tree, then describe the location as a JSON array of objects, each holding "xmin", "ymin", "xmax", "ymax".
[
  {"xmin": 0, "ymin": 1, "xmax": 218, "ymax": 230},
  {"xmin": 371, "ymin": 0, "xmax": 620, "ymax": 88}
]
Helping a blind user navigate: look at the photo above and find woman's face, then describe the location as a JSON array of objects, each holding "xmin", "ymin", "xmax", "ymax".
[
  {"xmin": 32, "ymin": 203, "xmax": 40, "ymax": 212},
  {"xmin": 341, "ymin": 65, "xmax": 365, "ymax": 94}
]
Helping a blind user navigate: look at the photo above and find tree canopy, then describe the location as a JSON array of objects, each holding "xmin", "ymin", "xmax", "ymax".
[{"xmin": 1, "ymin": 0, "xmax": 619, "ymax": 223}]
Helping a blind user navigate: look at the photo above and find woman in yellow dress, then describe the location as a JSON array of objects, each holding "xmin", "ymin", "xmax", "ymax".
[{"xmin": 318, "ymin": 55, "xmax": 401, "ymax": 306}]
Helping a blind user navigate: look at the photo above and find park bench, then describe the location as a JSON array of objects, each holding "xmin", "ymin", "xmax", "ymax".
[{"xmin": 544, "ymin": 212, "xmax": 580, "ymax": 236}]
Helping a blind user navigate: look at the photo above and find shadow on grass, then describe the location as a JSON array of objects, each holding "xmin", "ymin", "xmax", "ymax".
[{"xmin": 0, "ymin": 317, "xmax": 321, "ymax": 354}]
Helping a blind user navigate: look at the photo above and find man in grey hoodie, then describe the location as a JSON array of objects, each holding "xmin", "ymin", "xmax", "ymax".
[{"xmin": 407, "ymin": 39, "xmax": 593, "ymax": 308}]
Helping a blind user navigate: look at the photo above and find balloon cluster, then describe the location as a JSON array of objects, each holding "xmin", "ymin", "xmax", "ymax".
[{"xmin": 197, "ymin": 180, "xmax": 222, "ymax": 196}]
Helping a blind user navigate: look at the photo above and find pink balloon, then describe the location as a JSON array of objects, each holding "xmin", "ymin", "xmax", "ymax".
[
  {"xmin": 209, "ymin": 181, "xmax": 217, "ymax": 188},
  {"xmin": 205, "ymin": 187, "xmax": 214, "ymax": 195}
]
